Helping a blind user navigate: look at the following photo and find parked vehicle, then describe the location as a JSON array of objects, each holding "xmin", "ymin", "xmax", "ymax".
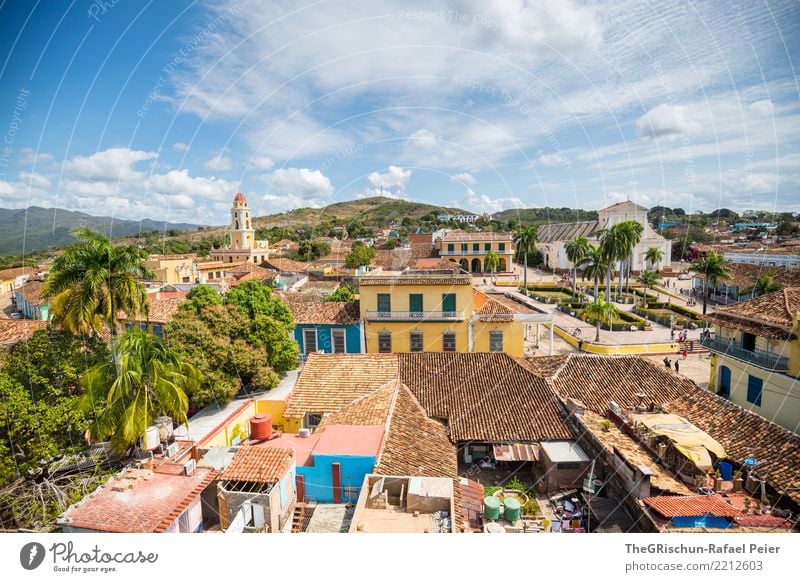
[{"xmin": 677, "ymin": 272, "xmax": 691, "ymax": 280}]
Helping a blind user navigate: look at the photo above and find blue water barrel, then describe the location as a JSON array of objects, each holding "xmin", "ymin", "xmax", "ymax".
[{"xmin": 719, "ymin": 461, "xmax": 733, "ymax": 481}]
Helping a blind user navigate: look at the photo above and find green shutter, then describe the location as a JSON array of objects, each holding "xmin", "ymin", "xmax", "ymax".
[
  {"xmin": 409, "ymin": 294, "xmax": 423, "ymax": 314},
  {"xmin": 442, "ymin": 293, "xmax": 456, "ymax": 313},
  {"xmin": 377, "ymin": 293, "xmax": 391, "ymax": 313}
]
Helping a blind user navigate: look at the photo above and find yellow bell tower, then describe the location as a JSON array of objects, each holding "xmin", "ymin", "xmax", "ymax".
[{"xmin": 230, "ymin": 192, "xmax": 255, "ymax": 249}]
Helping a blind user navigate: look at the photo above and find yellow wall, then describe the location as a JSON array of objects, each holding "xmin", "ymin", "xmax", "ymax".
[
  {"xmin": 143, "ymin": 258, "xmax": 193, "ymax": 285},
  {"xmin": 198, "ymin": 400, "xmax": 258, "ymax": 447},
  {"xmin": 255, "ymin": 398, "xmax": 302, "ymax": 433},
  {"xmin": 473, "ymin": 320, "xmax": 525, "ymax": 357},
  {"xmin": 360, "ymin": 282, "xmax": 473, "ymax": 353}
]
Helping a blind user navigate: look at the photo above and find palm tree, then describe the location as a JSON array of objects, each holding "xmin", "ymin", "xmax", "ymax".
[
  {"xmin": 484, "ymin": 249, "xmax": 500, "ymax": 283},
  {"xmin": 689, "ymin": 252, "xmax": 732, "ymax": 314},
  {"xmin": 514, "ymin": 226, "xmax": 538, "ymax": 290},
  {"xmin": 564, "ymin": 236, "xmax": 590, "ymax": 294},
  {"xmin": 579, "ymin": 245, "xmax": 607, "ymax": 301},
  {"xmin": 645, "ymin": 247, "xmax": 665, "ymax": 272},
  {"xmin": 741, "ymin": 273, "xmax": 783, "ymax": 298},
  {"xmin": 582, "ymin": 299, "xmax": 619, "ymax": 342},
  {"xmin": 598, "ymin": 225, "xmax": 625, "ymax": 302},
  {"xmin": 619, "ymin": 221, "xmax": 644, "ymax": 292},
  {"xmin": 636, "ymin": 270, "xmax": 661, "ymax": 308},
  {"xmin": 44, "ymin": 228, "xmax": 152, "ymax": 336},
  {"xmin": 79, "ymin": 329, "xmax": 201, "ymax": 451}
]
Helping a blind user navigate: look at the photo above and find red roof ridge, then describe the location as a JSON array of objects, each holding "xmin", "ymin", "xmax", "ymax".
[{"xmin": 196, "ymin": 399, "xmax": 254, "ymax": 447}]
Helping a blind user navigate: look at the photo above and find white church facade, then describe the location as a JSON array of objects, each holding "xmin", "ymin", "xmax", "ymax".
[{"xmin": 537, "ymin": 201, "xmax": 672, "ymax": 273}]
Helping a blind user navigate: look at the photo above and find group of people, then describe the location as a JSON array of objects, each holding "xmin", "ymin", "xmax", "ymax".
[{"xmin": 663, "ymin": 356, "xmax": 680, "ymax": 373}]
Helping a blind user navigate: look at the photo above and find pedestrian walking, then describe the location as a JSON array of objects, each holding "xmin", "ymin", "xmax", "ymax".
[
  {"xmin": 578, "ymin": 340, "xmax": 583, "ymax": 352},
  {"xmin": 675, "ymin": 360, "xmax": 680, "ymax": 373},
  {"xmin": 663, "ymin": 356, "xmax": 670, "ymax": 368}
]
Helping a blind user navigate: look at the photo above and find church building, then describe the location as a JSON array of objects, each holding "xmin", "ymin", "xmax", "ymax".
[{"xmin": 210, "ymin": 192, "xmax": 271, "ymax": 264}]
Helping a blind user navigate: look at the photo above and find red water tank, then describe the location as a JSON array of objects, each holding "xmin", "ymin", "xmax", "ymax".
[{"xmin": 249, "ymin": 414, "xmax": 273, "ymax": 441}]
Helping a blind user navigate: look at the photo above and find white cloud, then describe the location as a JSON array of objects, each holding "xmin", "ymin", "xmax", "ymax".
[
  {"xmin": 262, "ymin": 167, "xmax": 335, "ymax": 203},
  {"xmin": 459, "ymin": 188, "xmax": 524, "ymax": 214},
  {"xmin": 64, "ymin": 148, "xmax": 157, "ymax": 182},
  {"xmin": 537, "ymin": 153, "xmax": 569, "ymax": 167},
  {"xmin": 636, "ymin": 104, "xmax": 702, "ymax": 139},
  {"xmin": 249, "ymin": 156, "xmax": 275, "ymax": 171},
  {"xmin": 367, "ymin": 166, "xmax": 412, "ymax": 190},
  {"xmin": 451, "ymin": 172, "xmax": 476, "ymax": 185},
  {"xmin": 203, "ymin": 154, "xmax": 234, "ymax": 172},
  {"xmin": 172, "ymin": 142, "xmax": 189, "ymax": 152},
  {"xmin": 408, "ymin": 129, "xmax": 438, "ymax": 151},
  {"xmin": 146, "ymin": 169, "xmax": 236, "ymax": 201}
]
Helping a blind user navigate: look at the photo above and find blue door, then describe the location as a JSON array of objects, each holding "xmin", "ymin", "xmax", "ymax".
[{"xmin": 718, "ymin": 366, "xmax": 731, "ymax": 399}]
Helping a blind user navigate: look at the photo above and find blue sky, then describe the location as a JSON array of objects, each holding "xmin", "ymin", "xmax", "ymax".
[{"xmin": 0, "ymin": 0, "xmax": 799, "ymax": 225}]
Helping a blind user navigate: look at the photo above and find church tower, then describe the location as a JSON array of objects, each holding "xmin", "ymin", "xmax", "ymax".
[{"xmin": 230, "ymin": 192, "xmax": 255, "ymax": 249}]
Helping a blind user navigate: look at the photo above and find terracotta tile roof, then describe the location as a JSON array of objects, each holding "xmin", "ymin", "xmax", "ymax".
[
  {"xmin": 733, "ymin": 514, "xmax": 794, "ymax": 529},
  {"xmin": 473, "ymin": 288, "xmax": 514, "ymax": 321},
  {"xmin": 412, "ymin": 258, "xmax": 461, "ymax": 271},
  {"xmin": 119, "ymin": 296, "xmax": 185, "ymax": 324},
  {"xmin": 359, "ymin": 274, "xmax": 472, "ymax": 286},
  {"xmin": 373, "ymin": 249, "xmax": 413, "ymax": 270},
  {"xmin": 712, "ymin": 287, "xmax": 800, "ymax": 329},
  {"xmin": 530, "ymin": 354, "xmax": 800, "ymax": 506},
  {"xmin": 701, "ymin": 312, "xmax": 794, "ymax": 340},
  {"xmin": 718, "ymin": 263, "xmax": 800, "ymax": 288},
  {"xmin": 0, "ymin": 319, "xmax": 48, "ymax": 348},
  {"xmin": 316, "ymin": 380, "xmax": 398, "ymax": 428},
  {"xmin": 263, "ymin": 258, "xmax": 309, "ymax": 273},
  {"xmin": 397, "ymin": 352, "xmax": 571, "ymax": 442},
  {"xmin": 643, "ymin": 495, "xmax": 741, "ymax": 518},
  {"xmin": 439, "ymin": 232, "xmax": 514, "ymax": 242},
  {"xmin": 59, "ymin": 466, "xmax": 216, "ymax": 533},
  {"xmin": 543, "ymin": 354, "xmax": 693, "ymax": 412},
  {"xmin": 16, "ymin": 280, "xmax": 46, "ymax": 305},
  {"xmin": 220, "ymin": 446, "xmax": 295, "ymax": 483},
  {"xmin": 0, "ymin": 266, "xmax": 35, "ymax": 280},
  {"xmin": 517, "ymin": 355, "xmax": 569, "ymax": 377},
  {"xmin": 281, "ymin": 293, "xmax": 360, "ymax": 325},
  {"xmin": 284, "ymin": 353, "xmax": 399, "ymax": 417}
]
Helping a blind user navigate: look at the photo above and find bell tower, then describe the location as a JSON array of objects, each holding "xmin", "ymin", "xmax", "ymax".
[{"xmin": 230, "ymin": 192, "xmax": 255, "ymax": 249}]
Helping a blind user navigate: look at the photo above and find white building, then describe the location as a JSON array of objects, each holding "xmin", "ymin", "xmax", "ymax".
[
  {"xmin": 437, "ymin": 213, "xmax": 479, "ymax": 223},
  {"xmin": 537, "ymin": 201, "xmax": 672, "ymax": 272}
]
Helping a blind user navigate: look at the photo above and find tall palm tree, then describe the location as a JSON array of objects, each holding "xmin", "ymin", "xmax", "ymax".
[
  {"xmin": 514, "ymin": 225, "xmax": 538, "ymax": 290},
  {"xmin": 579, "ymin": 244, "xmax": 607, "ymax": 300},
  {"xmin": 484, "ymin": 249, "xmax": 500, "ymax": 283},
  {"xmin": 741, "ymin": 273, "xmax": 783, "ymax": 298},
  {"xmin": 598, "ymin": 225, "xmax": 625, "ymax": 302},
  {"xmin": 636, "ymin": 270, "xmax": 661, "ymax": 308},
  {"xmin": 44, "ymin": 228, "xmax": 152, "ymax": 336},
  {"xmin": 645, "ymin": 247, "xmax": 665, "ymax": 272},
  {"xmin": 564, "ymin": 236, "xmax": 590, "ymax": 294},
  {"xmin": 619, "ymin": 221, "xmax": 644, "ymax": 292},
  {"xmin": 79, "ymin": 329, "xmax": 201, "ymax": 451},
  {"xmin": 583, "ymin": 299, "xmax": 619, "ymax": 342},
  {"xmin": 689, "ymin": 252, "xmax": 732, "ymax": 314}
]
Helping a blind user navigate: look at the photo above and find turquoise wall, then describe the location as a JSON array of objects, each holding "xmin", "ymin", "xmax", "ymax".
[
  {"xmin": 294, "ymin": 323, "xmax": 362, "ymax": 354},
  {"xmin": 297, "ymin": 454, "xmax": 375, "ymax": 503}
]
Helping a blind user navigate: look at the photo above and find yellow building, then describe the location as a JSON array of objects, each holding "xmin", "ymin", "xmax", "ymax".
[
  {"xmin": 143, "ymin": 254, "xmax": 196, "ymax": 284},
  {"xmin": 358, "ymin": 271, "xmax": 525, "ymax": 356},
  {"xmin": 0, "ymin": 266, "xmax": 36, "ymax": 298},
  {"xmin": 210, "ymin": 193, "xmax": 270, "ymax": 264},
  {"xmin": 436, "ymin": 231, "xmax": 515, "ymax": 274},
  {"xmin": 702, "ymin": 287, "xmax": 800, "ymax": 433}
]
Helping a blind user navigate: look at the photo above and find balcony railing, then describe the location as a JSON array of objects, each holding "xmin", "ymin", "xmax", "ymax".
[
  {"xmin": 366, "ymin": 310, "xmax": 465, "ymax": 322},
  {"xmin": 700, "ymin": 336, "xmax": 789, "ymax": 371},
  {"xmin": 439, "ymin": 249, "xmax": 514, "ymax": 256}
]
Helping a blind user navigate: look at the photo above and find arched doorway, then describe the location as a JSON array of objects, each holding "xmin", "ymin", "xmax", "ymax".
[
  {"xmin": 498, "ymin": 258, "xmax": 507, "ymax": 272},
  {"xmin": 459, "ymin": 259, "xmax": 469, "ymax": 271},
  {"xmin": 718, "ymin": 366, "xmax": 731, "ymax": 399},
  {"xmin": 471, "ymin": 258, "xmax": 482, "ymax": 273}
]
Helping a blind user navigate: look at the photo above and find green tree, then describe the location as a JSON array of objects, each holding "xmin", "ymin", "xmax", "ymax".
[
  {"xmin": 741, "ymin": 273, "xmax": 783, "ymax": 298},
  {"xmin": 79, "ymin": 329, "xmax": 200, "ymax": 452},
  {"xmin": 582, "ymin": 299, "xmax": 619, "ymax": 342},
  {"xmin": 514, "ymin": 226, "xmax": 539, "ymax": 289},
  {"xmin": 689, "ymin": 252, "xmax": 732, "ymax": 314},
  {"xmin": 167, "ymin": 304, "xmax": 282, "ymax": 407},
  {"xmin": 483, "ymin": 249, "xmax": 500, "ymax": 283},
  {"xmin": 345, "ymin": 242, "xmax": 377, "ymax": 269},
  {"xmin": 564, "ymin": 236, "xmax": 590, "ymax": 294},
  {"xmin": 181, "ymin": 284, "xmax": 222, "ymax": 313},
  {"xmin": 579, "ymin": 244, "xmax": 607, "ymax": 300},
  {"xmin": 636, "ymin": 270, "xmax": 661, "ymax": 308},
  {"xmin": 326, "ymin": 285, "xmax": 356, "ymax": 302},
  {"xmin": 645, "ymin": 247, "xmax": 665, "ymax": 271},
  {"xmin": 44, "ymin": 228, "xmax": 152, "ymax": 335}
]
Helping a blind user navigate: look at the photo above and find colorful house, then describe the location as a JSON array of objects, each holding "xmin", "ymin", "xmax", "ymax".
[
  {"xmin": 14, "ymin": 280, "xmax": 49, "ymax": 320},
  {"xmin": 436, "ymin": 231, "xmax": 515, "ymax": 273},
  {"xmin": 358, "ymin": 271, "xmax": 526, "ymax": 355},
  {"xmin": 0, "ymin": 266, "xmax": 36, "ymax": 298},
  {"xmin": 118, "ymin": 293, "xmax": 186, "ymax": 338},
  {"xmin": 282, "ymin": 293, "xmax": 363, "ymax": 355}
]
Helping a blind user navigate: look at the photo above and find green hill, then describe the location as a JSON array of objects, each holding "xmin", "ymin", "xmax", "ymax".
[
  {"xmin": 252, "ymin": 196, "xmax": 469, "ymax": 228},
  {"xmin": 0, "ymin": 206, "xmax": 202, "ymax": 256},
  {"xmin": 492, "ymin": 207, "xmax": 598, "ymax": 225}
]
